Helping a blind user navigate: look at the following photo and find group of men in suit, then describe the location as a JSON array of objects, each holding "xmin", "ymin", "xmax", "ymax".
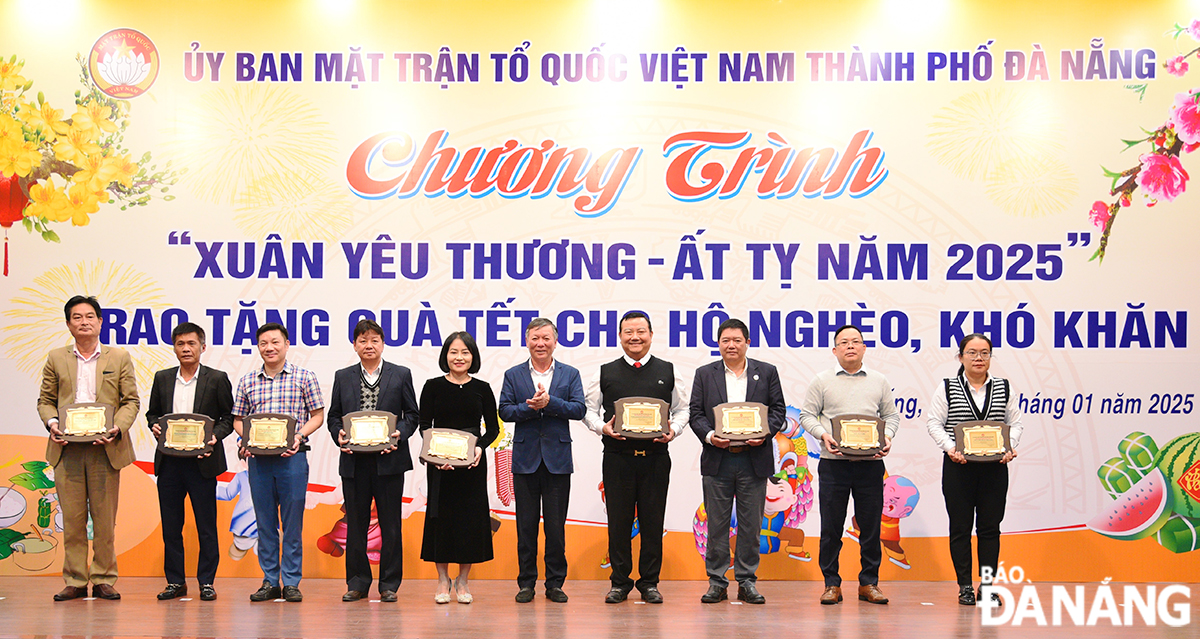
[
  {"xmin": 37, "ymin": 296, "xmax": 900, "ymax": 607},
  {"xmin": 39, "ymin": 295, "xmax": 332, "ymax": 603},
  {"xmin": 497, "ymin": 311, "xmax": 792, "ymax": 605}
]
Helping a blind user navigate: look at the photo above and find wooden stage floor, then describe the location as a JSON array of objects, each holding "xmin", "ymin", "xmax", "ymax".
[{"xmin": 0, "ymin": 577, "xmax": 1194, "ymax": 638}]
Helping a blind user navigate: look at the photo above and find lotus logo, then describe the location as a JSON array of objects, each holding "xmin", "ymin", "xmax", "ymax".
[
  {"xmin": 88, "ymin": 28, "xmax": 159, "ymax": 99},
  {"xmin": 97, "ymin": 49, "xmax": 151, "ymax": 86}
]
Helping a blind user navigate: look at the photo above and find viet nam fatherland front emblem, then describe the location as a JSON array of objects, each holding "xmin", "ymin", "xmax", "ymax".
[{"xmin": 88, "ymin": 28, "xmax": 159, "ymax": 99}]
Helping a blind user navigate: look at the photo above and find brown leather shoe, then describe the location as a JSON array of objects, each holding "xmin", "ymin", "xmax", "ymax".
[
  {"xmin": 93, "ymin": 584, "xmax": 121, "ymax": 600},
  {"xmin": 53, "ymin": 586, "xmax": 88, "ymax": 601},
  {"xmin": 820, "ymin": 585, "xmax": 842, "ymax": 605},
  {"xmin": 858, "ymin": 584, "xmax": 888, "ymax": 604}
]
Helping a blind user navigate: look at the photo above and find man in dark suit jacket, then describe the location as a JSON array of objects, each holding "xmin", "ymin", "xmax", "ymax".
[
  {"xmin": 145, "ymin": 322, "xmax": 234, "ymax": 602},
  {"xmin": 326, "ymin": 319, "xmax": 418, "ymax": 603},
  {"xmin": 498, "ymin": 317, "xmax": 586, "ymax": 604},
  {"xmin": 689, "ymin": 318, "xmax": 785, "ymax": 605}
]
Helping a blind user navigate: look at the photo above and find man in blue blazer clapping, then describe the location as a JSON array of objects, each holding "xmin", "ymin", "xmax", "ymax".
[{"xmin": 498, "ymin": 317, "xmax": 586, "ymax": 604}]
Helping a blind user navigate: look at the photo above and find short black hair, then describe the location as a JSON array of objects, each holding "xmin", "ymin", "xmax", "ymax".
[
  {"xmin": 64, "ymin": 295, "xmax": 101, "ymax": 321},
  {"xmin": 620, "ymin": 310, "xmax": 652, "ymax": 333},
  {"xmin": 172, "ymin": 322, "xmax": 206, "ymax": 344},
  {"xmin": 256, "ymin": 322, "xmax": 289, "ymax": 341},
  {"xmin": 717, "ymin": 318, "xmax": 749, "ymax": 340},
  {"xmin": 834, "ymin": 324, "xmax": 863, "ymax": 342},
  {"xmin": 439, "ymin": 331, "xmax": 481, "ymax": 374},
  {"xmin": 353, "ymin": 318, "xmax": 384, "ymax": 341}
]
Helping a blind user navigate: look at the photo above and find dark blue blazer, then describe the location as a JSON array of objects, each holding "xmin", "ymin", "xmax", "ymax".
[
  {"xmin": 498, "ymin": 360, "xmax": 586, "ymax": 475},
  {"xmin": 689, "ymin": 358, "xmax": 787, "ymax": 478},
  {"xmin": 327, "ymin": 361, "xmax": 419, "ymax": 478},
  {"xmin": 146, "ymin": 364, "xmax": 235, "ymax": 479}
]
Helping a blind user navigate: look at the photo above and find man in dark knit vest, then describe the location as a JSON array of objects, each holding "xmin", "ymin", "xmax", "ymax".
[
  {"xmin": 326, "ymin": 319, "xmax": 419, "ymax": 603},
  {"xmin": 584, "ymin": 311, "xmax": 688, "ymax": 605}
]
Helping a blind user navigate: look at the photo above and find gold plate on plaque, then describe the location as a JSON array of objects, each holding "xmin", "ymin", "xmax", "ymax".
[
  {"xmin": 830, "ymin": 414, "xmax": 887, "ymax": 458},
  {"xmin": 613, "ymin": 397, "xmax": 669, "ymax": 439},
  {"xmin": 954, "ymin": 420, "xmax": 1011, "ymax": 462},
  {"xmin": 58, "ymin": 403, "xmax": 114, "ymax": 443},
  {"xmin": 712, "ymin": 402, "xmax": 768, "ymax": 441},
  {"xmin": 244, "ymin": 413, "xmax": 297, "ymax": 455},
  {"xmin": 344, "ymin": 410, "xmax": 398, "ymax": 453},
  {"xmin": 158, "ymin": 413, "xmax": 215, "ymax": 457},
  {"xmin": 420, "ymin": 428, "xmax": 478, "ymax": 468}
]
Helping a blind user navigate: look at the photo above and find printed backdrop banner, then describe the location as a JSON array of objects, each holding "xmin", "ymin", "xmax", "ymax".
[{"xmin": 1, "ymin": 0, "xmax": 1198, "ymax": 583}]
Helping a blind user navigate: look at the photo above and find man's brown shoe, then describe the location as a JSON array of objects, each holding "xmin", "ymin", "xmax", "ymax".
[
  {"xmin": 820, "ymin": 586, "xmax": 842, "ymax": 605},
  {"xmin": 858, "ymin": 584, "xmax": 888, "ymax": 604},
  {"xmin": 93, "ymin": 584, "xmax": 121, "ymax": 600},
  {"xmin": 53, "ymin": 586, "xmax": 87, "ymax": 601}
]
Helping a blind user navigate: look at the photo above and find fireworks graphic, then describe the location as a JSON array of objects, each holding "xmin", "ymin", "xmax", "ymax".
[
  {"xmin": 2, "ymin": 260, "xmax": 176, "ymax": 448},
  {"xmin": 165, "ymin": 84, "xmax": 339, "ymax": 208},
  {"xmin": 927, "ymin": 89, "xmax": 1076, "ymax": 216},
  {"xmin": 984, "ymin": 155, "xmax": 1078, "ymax": 218},
  {"xmin": 927, "ymin": 89, "xmax": 1063, "ymax": 179},
  {"xmin": 234, "ymin": 171, "xmax": 353, "ymax": 241}
]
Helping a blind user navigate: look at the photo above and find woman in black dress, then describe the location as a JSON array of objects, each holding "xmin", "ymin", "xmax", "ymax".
[{"xmin": 419, "ymin": 331, "xmax": 498, "ymax": 604}]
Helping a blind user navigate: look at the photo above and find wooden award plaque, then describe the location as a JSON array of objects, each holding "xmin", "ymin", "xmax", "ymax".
[
  {"xmin": 613, "ymin": 397, "xmax": 670, "ymax": 439},
  {"xmin": 157, "ymin": 413, "xmax": 215, "ymax": 457},
  {"xmin": 954, "ymin": 420, "xmax": 1011, "ymax": 462},
  {"xmin": 420, "ymin": 428, "xmax": 479, "ymax": 468},
  {"xmin": 830, "ymin": 414, "xmax": 887, "ymax": 458},
  {"xmin": 712, "ymin": 402, "xmax": 768, "ymax": 441},
  {"xmin": 59, "ymin": 403, "xmax": 114, "ymax": 443},
  {"xmin": 244, "ymin": 413, "xmax": 297, "ymax": 456},
  {"xmin": 343, "ymin": 410, "xmax": 398, "ymax": 453}
]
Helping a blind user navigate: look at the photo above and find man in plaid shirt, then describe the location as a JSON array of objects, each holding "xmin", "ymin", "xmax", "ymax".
[{"xmin": 233, "ymin": 322, "xmax": 325, "ymax": 603}]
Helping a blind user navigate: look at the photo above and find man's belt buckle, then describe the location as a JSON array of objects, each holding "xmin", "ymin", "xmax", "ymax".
[
  {"xmin": 728, "ymin": 446, "xmax": 746, "ymax": 454},
  {"xmin": 633, "ymin": 450, "xmax": 646, "ymax": 456}
]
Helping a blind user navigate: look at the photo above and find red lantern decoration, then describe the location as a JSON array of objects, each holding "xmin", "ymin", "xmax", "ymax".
[{"xmin": 0, "ymin": 174, "xmax": 29, "ymax": 276}]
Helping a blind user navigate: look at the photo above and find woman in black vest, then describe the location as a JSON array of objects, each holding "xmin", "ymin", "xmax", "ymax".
[{"xmin": 926, "ymin": 333, "xmax": 1023, "ymax": 606}]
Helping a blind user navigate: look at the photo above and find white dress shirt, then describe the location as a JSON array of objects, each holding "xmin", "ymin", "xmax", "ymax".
[
  {"xmin": 584, "ymin": 353, "xmax": 689, "ymax": 436},
  {"xmin": 529, "ymin": 359, "xmax": 555, "ymax": 394},
  {"xmin": 173, "ymin": 368, "xmax": 200, "ymax": 414},
  {"xmin": 926, "ymin": 373, "xmax": 1024, "ymax": 453},
  {"xmin": 361, "ymin": 361, "xmax": 382, "ymax": 385},
  {"xmin": 703, "ymin": 359, "xmax": 749, "ymax": 444},
  {"xmin": 73, "ymin": 346, "xmax": 101, "ymax": 403}
]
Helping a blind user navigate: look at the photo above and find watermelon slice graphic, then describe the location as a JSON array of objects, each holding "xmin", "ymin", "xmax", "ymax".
[{"xmin": 1086, "ymin": 468, "xmax": 1174, "ymax": 541}]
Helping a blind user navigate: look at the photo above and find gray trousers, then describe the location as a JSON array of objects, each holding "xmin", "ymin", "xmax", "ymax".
[{"xmin": 701, "ymin": 453, "xmax": 767, "ymax": 588}]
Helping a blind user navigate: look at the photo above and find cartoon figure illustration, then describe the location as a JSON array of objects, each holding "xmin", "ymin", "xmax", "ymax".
[
  {"xmin": 692, "ymin": 501, "xmax": 736, "ymax": 569},
  {"xmin": 493, "ymin": 417, "xmax": 515, "ymax": 508},
  {"xmin": 847, "ymin": 474, "xmax": 920, "ymax": 569},
  {"xmin": 317, "ymin": 503, "xmax": 383, "ymax": 563},
  {"xmin": 692, "ymin": 406, "xmax": 817, "ymax": 564},
  {"xmin": 762, "ymin": 469, "xmax": 812, "ymax": 560},
  {"xmin": 766, "ymin": 408, "xmax": 816, "ymax": 560},
  {"xmin": 402, "ymin": 475, "xmax": 427, "ymax": 520},
  {"xmin": 216, "ymin": 457, "xmax": 258, "ymax": 560},
  {"xmin": 488, "ymin": 414, "xmax": 513, "ymax": 537},
  {"xmin": 599, "ymin": 480, "xmax": 640, "ymax": 569}
]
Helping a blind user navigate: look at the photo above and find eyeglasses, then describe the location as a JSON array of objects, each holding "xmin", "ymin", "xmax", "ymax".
[
  {"xmin": 836, "ymin": 339, "xmax": 863, "ymax": 348},
  {"xmin": 963, "ymin": 350, "xmax": 991, "ymax": 360}
]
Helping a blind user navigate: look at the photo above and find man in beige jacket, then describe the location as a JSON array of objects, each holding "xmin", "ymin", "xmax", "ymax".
[{"xmin": 37, "ymin": 295, "xmax": 140, "ymax": 601}]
